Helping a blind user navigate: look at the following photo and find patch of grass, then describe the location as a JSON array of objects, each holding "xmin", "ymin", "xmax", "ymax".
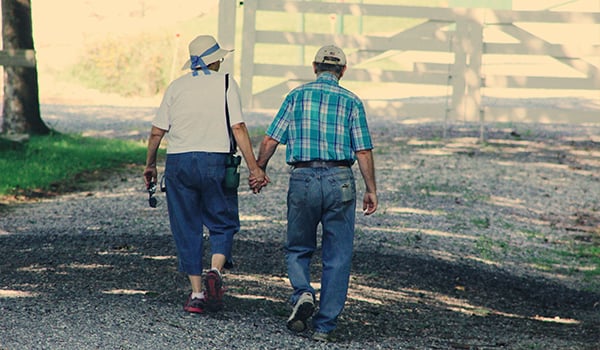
[
  {"xmin": 496, "ymin": 219, "xmax": 514, "ymax": 230},
  {"xmin": 576, "ymin": 245, "xmax": 600, "ymax": 281},
  {"xmin": 462, "ymin": 188, "xmax": 490, "ymax": 203},
  {"xmin": 405, "ymin": 232, "xmax": 423, "ymax": 246},
  {"xmin": 577, "ymin": 244, "xmax": 600, "ymax": 259},
  {"xmin": 0, "ymin": 133, "xmax": 159, "ymax": 197},
  {"xmin": 528, "ymin": 256, "xmax": 559, "ymax": 271},
  {"xmin": 525, "ymin": 243, "xmax": 600, "ymax": 289},
  {"xmin": 471, "ymin": 216, "xmax": 491, "ymax": 229},
  {"xmin": 475, "ymin": 236, "xmax": 509, "ymax": 260},
  {"xmin": 521, "ymin": 228, "xmax": 546, "ymax": 241}
]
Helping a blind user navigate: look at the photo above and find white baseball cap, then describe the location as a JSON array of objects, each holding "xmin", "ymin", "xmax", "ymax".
[{"xmin": 314, "ymin": 45, "xmax": 346, "ymax": 66}]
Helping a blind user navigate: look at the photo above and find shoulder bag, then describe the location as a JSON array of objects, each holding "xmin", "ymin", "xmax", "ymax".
[{"xmin": 223, "ymin": 73, "xmax": 242, "ymax": 190}]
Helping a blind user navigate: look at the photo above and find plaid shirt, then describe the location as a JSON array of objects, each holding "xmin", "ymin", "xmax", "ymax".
[{"xmin": 266, "ymin": 72, "xmax": 373, "ymax": 164}]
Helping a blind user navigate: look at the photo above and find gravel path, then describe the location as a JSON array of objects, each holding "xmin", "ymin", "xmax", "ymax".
[{"xmin": 1, "ymin": 103, "xmax": 599, "ymax": 349}]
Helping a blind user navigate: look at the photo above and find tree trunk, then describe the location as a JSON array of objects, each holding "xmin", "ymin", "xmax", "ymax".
[{"xmin": 1, "ymin": 0, "xmax": 49, "ymax": 135}]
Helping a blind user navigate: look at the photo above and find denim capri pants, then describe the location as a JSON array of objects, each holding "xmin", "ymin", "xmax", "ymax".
[{"xmin": 164, "ymin": 152, "xmax": 239, "ymax": 275}]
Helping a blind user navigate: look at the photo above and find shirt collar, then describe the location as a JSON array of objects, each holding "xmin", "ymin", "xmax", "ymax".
[{"xmin": 316, "ymin": 72, "xmax": 339, "ymax": 85}]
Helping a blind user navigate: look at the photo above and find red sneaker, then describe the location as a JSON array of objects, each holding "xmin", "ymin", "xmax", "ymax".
[
  {"xmin": 204, "ymin": 269, "xmax": 225, "ymax": 312},
  {"xmin": 183, "ymin": 293, "xmax": 205, "ymax": 314}
]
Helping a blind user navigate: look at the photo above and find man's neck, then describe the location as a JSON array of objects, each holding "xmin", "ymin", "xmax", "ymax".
[{"xmin": 317, "ymin": 71, "xmax": 339, "ymax": 80}]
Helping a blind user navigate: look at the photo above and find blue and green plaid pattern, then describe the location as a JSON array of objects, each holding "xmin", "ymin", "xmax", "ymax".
[{"xmin": 266, "ymin": 72, "xmax": 373, "ymax": 164}]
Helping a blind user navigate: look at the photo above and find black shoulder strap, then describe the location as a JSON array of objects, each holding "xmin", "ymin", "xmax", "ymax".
[{"xmin": 225, "ymin": 73, "xmax": 236, "ymax": 154}]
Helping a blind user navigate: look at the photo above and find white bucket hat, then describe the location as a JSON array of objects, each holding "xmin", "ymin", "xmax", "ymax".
[{"xmin": 181, "ymin": 35, "xmax": 233, "ymax": 75}]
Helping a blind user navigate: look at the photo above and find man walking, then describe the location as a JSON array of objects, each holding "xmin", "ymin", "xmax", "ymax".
[{"xmin": 254, "ymin": 45, "xmax": 378, "ymax": 342}]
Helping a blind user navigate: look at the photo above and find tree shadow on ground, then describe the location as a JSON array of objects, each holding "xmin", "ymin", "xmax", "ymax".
[
  {"xmin": 229, "ymin": 238, "xmax": 600, "ymax": 347},
  {"xmin": 1, "ymin": 121, "xmax": 599, "ymax": 348},
  {"xmin": 1, "ymin": 229, "xmax": 598, "ymax": 348}
]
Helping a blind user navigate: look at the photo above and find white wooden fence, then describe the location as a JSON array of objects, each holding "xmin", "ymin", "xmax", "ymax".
[{"xmin": 220, "ymin": 1, "xmax": 599, "ymax": 126}]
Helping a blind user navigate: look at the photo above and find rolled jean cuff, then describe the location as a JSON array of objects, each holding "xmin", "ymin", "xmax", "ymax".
[
  {"xmin": 209, "ymin": 231, "xmax": 235, "ymax": 260},
  {"xmin": 178, "ymin": 261, "xmax": 203, "ymax": 275}
]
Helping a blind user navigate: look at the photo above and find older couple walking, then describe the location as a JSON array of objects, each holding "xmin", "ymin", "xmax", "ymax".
[{"xmin": 143, "ymin": 35, "xmax": 378, "ymax": 343}]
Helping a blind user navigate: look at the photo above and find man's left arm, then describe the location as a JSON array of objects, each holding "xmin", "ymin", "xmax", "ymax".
[{"xmin": 355, "ymin": 149, "xmax": 377, "ymax": 215}]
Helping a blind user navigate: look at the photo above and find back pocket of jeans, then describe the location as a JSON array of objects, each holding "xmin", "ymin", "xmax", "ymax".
[{"xmin": 340, "ymin": 182, "xmax": 355, "ymax": 203}]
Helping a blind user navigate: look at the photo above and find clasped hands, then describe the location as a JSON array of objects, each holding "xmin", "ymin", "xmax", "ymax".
[{"xmin": 248, "ymin": 166, "xmax": 270, "ymax": 194}]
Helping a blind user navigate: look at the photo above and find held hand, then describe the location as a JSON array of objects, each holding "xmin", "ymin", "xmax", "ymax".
[
  {"xmin": 248, "ymin": 172, "xmax": 270, "ymax": 194},
  {"xmin": 248, "ymin": 176, "xmax": 270, "ymax": 194},
  {"xmin": 248, "ymin": 168, "xmax": 269, "ymax": 194},
  {"xmin": 249, "ymin": 167, "xmax": 266, "ymax": 185},
  {"xmin": 143, "ymin": 167, "xmax": 157, "ymax": 189},
  {"xmin": 362, "ymin": 192, "xmax": 378, "ymax": 215},
  {"xmin": 256, "ymin": 175, "xmax": 271, "ymax": 193}
]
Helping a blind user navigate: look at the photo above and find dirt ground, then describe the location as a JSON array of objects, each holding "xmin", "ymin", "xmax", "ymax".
[
  {"xmin": 1, "ymin": 114, "xmax": 599, "ymax": 349},
  {"xmin": 232, "ymin": 121, "xmax": 600, "ymax": 349}
]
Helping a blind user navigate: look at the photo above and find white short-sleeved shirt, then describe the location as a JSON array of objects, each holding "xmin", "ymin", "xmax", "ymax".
[{"xmin": 153, "ymin": 71, "xmax": 244, "ymax": 154}]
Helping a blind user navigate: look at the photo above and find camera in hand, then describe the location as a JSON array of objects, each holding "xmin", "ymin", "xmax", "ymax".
[{"xmin": 148, "ymin": 182, "xmax": 157, "ymax": 208}]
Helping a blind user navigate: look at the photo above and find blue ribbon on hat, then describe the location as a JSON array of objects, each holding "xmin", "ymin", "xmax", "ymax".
[{"xmin": 190, "ymin": 43, "xmax": 220, "ymax": 76}]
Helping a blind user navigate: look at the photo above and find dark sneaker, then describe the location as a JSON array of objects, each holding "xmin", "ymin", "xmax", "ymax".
[
  {"xmin": 204, "ymin": 268, "xmax": 224, "ymax": 312},
  {"xmin": 312, "ymin": 331, "xmax": 333, "ymax": 342},
  {"xmin": 183, "ymin": 293, "xmax": 205, "ymax": 314},
  {"xmin": 286, "ymin": 292, "xmax": 314, "ymax": 332}
]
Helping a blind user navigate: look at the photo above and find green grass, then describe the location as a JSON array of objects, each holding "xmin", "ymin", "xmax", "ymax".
[
  {"xmin": 574, "ymin": 245, "xmax": 600, "ymax": 283},
  {"xmin": 471, "ymin": 216, "xmax": 491, "ymax": 229},
  {"xmin": 475, "ymin": 236, "xmax": 509, "ymax": 260},
  {"xmin": 529, "ymin": 245, "xmax": 600, "ymax": 287},
  {"xmin": 0, "ymin": 133, "xmax": 158, "ymax": 196}
]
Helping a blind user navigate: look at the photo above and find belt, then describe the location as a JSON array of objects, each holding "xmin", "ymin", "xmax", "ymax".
[{"xmin": 292, "ymin": 160, "xmax": 352, "ymax": 168}]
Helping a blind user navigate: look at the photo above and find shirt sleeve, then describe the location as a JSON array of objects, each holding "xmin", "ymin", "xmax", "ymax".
[
  {"xmin": 266, "ymin": 93, "xmax": 293, "ymax": 144},
  {"xmin": 153, "ymin": 85, "xmax": 172, "ymax": 131},
  {"xmin": 350, "ymin": 99, "xmax": 373, "ymax": 151}
]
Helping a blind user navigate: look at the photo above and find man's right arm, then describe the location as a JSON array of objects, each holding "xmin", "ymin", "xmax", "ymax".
[
  {"xmin": 355, "ymin": 149, "xmax": 378, "ymax": 215},
  {"xmin": 257, "ymin": 136, "xmax": 280, "ymax": 170},
  {"xmin": 249, "ymin": 136, "xmax": 280, "ymax": 193}
]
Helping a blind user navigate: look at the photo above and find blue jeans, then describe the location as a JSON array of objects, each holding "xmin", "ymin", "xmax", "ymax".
[
  {"xmin": 286, "ymin": 166, "xmax": 356, "ymax": 334},
  {"xmin": 165, "ymin": 152, "xmax": 239, "ymax": 275}
]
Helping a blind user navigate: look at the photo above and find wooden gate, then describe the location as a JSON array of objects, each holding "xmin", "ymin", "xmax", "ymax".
[{"xmin": 234, "ymin": 1, "xmax": 599, "ymax": 126}]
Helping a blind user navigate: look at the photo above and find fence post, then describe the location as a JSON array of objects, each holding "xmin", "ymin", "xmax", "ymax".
[
  {"xmin": 240, "ymin": 0, "xmax": 258, "ymax": 109},
  {"xmin": 467, "ymin": 9, "xmax": 484, "ymax": 141},
  {"xmin": 450, "ymin": 8, "xmax": 484, "ymax": 140},
  {"xmin": 218, "ymin": 0, "xmax": 237, "ymax": 76},
  {"xmin": 298, "ymin": 0, "xmax": 306, "ymax": 65}
]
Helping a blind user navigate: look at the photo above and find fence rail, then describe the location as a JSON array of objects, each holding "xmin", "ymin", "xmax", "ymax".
[
  {"xmin": 0, "ymin": 49, "xmax": 36, "ymax": 68},
  {"xmin": 234, "ymin": 1, "xmax": 599, "ymax": 128}
]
